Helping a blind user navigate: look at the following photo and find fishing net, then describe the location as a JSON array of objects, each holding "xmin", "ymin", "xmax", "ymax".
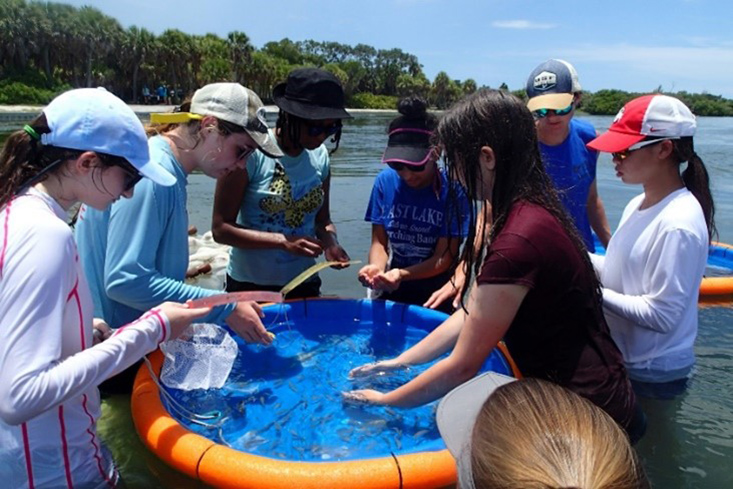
[{"xmin": 160, "ymin": 323, "xmax": 238, "ymax": 390}]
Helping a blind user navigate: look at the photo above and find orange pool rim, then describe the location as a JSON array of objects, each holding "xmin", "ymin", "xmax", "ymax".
[
  {"xmin": 700, "ymin": 241, "xmax": 733, "ymax": 304},
  {"xmin": 132, "ymin": 346, "xmax": 521, "ymax": 489}
]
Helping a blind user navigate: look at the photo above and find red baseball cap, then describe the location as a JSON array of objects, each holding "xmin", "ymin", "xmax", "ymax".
[{"xmin": 587, "ymin": 94, "xmax": 696, "ymax": 153}]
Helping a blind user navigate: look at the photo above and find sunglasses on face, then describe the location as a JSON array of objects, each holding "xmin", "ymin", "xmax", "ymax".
[
  {"xmin": 611, "ymin": 138, "xmax": 675, "ymax": 161},
  {"xmin": 387, "ymin": 161, "xmax": 427, "ymax": 173},
  {"xmin": 115, "ymin": 161, "xmax": 143, "ymax": 191},
  {"xmin": 304, "ymin": 120, "xmax": 342, "ymax": 137},
  {"xmin": 533, "ymin": 101, "xmax": 575, "ymax": 119}
]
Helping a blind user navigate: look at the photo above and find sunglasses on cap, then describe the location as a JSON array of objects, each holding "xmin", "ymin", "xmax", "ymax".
[
  {"xmin": 611, "ymin": 137, "xmax": 678, "ymax": 161},
  {"xmin": 533, "ymin": 100, "xmax": 575, "ymax": 119},
  {"xmin": 304, "ymin": 120, "xmax": 342, "ymax": 137}
]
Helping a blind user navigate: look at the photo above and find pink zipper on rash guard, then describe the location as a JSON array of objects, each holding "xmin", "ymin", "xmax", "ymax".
[
  {"xmin": 21, "ymin": 422, "xmax": 35, "ymax": 489},
  {"xmin": 0, "ymin": 200, "xmax": 12, "ymax": 278},
  {"xmin": 58, "ymin": 405, "xmax": 74, "ymax": 488}
]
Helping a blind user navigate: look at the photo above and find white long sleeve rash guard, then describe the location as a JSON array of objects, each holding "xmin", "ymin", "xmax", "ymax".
[
  {"xmin": 590, "ymin": 188, "xmax": 708, "ymax": 382},
  {"xmin": 0, "ymin": 189, "xmax": 170, "ymax": 489}
]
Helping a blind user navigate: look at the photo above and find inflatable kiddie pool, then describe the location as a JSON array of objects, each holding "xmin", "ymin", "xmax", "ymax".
[
  {"xmin": 701, "ymin": 242, "xmax": 733, "ymax": 302},
  {"xmin": 131, "ymin": 298, "xmax": 520, "ymax": 489}
]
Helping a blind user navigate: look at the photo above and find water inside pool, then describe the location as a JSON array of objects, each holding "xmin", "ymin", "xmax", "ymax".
[{"xmin": 162, "ymin": 301, "xmax": 510, "ymax": 462}]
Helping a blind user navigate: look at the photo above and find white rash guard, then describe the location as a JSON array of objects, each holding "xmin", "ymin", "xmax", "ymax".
[
  {"xmin": 0, "ymin": 188, "xmax": 170, "ymax": 489},
  {"xmin": 590, "ymin": 188, "xmax": 708, "ymax": 382}
]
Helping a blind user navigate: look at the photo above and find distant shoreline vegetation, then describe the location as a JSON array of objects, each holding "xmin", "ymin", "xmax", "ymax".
[{"xmin": 2, "ymin": 0, "xmax": 733, "ymax": 116}]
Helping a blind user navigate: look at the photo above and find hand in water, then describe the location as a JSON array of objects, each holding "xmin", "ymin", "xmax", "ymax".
[
  {"xmin": 349, "ymin": 358, "xmax": 404, "ymax": 378},
  {"xmin": 225, "ymin": 301, "xmax": 273, "ymax": 345},
  {"xmin": 342, "ymin": 389, "xmax": 387, "ymax": 405}
]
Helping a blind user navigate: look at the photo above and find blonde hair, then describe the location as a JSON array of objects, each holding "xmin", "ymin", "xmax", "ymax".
[{"xmin": 470, "ymin": 379, "xmax": 648, "ymax": 489}]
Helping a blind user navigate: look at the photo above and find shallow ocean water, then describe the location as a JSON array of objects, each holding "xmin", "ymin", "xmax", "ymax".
[{"xmin": 3, "ymin": 111, "xmax": 733, "ymax": 488}]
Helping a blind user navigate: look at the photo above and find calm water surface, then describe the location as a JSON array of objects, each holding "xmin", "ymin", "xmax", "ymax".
[{"xmin": 2, "ymin": 112, "xmax": 732, "ymax": 488}]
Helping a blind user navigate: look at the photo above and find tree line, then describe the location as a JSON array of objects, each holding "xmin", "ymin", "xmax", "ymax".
[{"xmin": 2, "ymin": 0, "xmax": 732, "ymax": 115}]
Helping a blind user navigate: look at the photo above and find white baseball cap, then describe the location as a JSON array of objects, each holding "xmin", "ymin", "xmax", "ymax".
[
  {"xmin": 41, "ymin": 88, "xmax": 175, "ymax": 186},
  {"xmin": 191, "ymin": 83, "xmax": 283, "ymax": 158},
  {"xmin": 587, "ymin": 94, "xmax": 696, "ymax": 153},
  {"xmin": 436, "ymin": 372, "xmax": 517, "ymax": 489}
]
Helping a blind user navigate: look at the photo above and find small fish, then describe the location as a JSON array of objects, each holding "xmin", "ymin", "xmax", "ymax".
[
  {"xmin": 413, "ymin": 429, "xmax": 429, "ymax": 439},
  {"xmin": 287, "ymin": 381, "xmax": 299, "ymax": 393},
  {"xmin": 290, "ymin": 429, "xmax": 305, "ymax": 441}
]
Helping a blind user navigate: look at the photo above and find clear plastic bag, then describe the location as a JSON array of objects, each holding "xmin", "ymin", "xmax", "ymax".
[{"xmin": 160, "ymin": 323, "xmax": 238, "ymax": 390}]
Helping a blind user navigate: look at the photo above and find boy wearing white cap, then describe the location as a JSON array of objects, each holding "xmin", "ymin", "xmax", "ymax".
[
  {"xmin": 587, "ymin": 94, "xmax": 715, "ymax": 398},
  {"xmin": 526, "ymin": 59, "xmax": 612, "ymax": 249},
  {"xmin": 0, "ymin": 88, "xmax": 210, "ymax": 488}
]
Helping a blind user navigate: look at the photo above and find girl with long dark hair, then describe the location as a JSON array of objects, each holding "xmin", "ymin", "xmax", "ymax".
[{"xmin": 346, "ymin": 89, "xmax": 645, "ymax": 443}]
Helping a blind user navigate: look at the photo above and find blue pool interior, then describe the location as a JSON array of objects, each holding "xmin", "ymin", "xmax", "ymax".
[{"xmin": 161, "ymin": 299, "xmax": 513, "ymax": 462}]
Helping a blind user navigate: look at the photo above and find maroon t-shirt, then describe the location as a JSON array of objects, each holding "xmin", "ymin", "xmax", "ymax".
[{"xmin": 477, "ymin": 201, "xmax": 635, "ymax": 428}]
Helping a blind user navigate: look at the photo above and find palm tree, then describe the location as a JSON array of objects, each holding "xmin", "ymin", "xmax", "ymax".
[{"xmin": 227, "ymin": 31, "xmax": 253, "ymax": 84}]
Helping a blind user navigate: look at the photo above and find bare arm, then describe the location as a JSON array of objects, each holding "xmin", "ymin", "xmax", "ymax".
[
  {"xmin": 346, "ymin": 282, "xmax": 528, "ymax": 407},
  {"xmin": 359, "ymin": 225, "xmax": 390, "ymax": 286},
  {"xmin": 211, "ymin": 168, "xmax": 322, "ymax": 257},
  {"xmin": 315, "ymin": 172, "xmax": 349, "ymax": 262},
  {"xmin": 371, "ymin": 236, "xmax": 459, "ymax": 292},
  {"xmin": 587, "ymin": 179, "xmax": 611, "ymax": 248}
]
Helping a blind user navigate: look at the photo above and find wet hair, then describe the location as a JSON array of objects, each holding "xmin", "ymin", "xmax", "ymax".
[
  {"xmin": 0, "ymin": 113, "xmax": 126, "ymax": 208},
  {"xmin": 470, "ymin": 378, "xmax": 649, "ymax": 489},
  {"xmin": 671, "ymin": 137, "xmax": 717, "ymax": 242},
  {"xmin": 389, "ymin": 95, "xmax": 438, "ymax": 132},
  {"xmin": 275, "ymin": 110, "xmax": 343, "ymax": 156},
  {"xmin": 145, "ymin": 100, "xmax": 250, "ymax": 151},
  {"xmin": 436, "ymin": 89, "xmax": 604, "ymax": 319}
]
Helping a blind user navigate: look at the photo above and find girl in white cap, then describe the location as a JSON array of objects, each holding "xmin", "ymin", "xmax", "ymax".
[
  {"xmin": 212, "ymin": 68, "xmax": 351, "ymax": 298},
  {"xmin": 0, "ymin": 88, "xmax": 210, "ymax": 488},
  {"xmin": 75, "ymin": 83, "xmax": 281, "ymax": 392},
  {"xmin": 586, "ymin": 94, "xmax": 715, "ymax": 398}
]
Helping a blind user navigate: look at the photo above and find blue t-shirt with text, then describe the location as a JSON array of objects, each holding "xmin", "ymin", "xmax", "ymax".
[{"xmin": 365, "ymin": 168, "xmax": 470, "ymax": 270}]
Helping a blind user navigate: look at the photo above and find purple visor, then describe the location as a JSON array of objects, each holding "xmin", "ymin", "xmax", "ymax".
[{"xmin": 381, "ymin": 128, "xmax": 434, "ymax": 166}]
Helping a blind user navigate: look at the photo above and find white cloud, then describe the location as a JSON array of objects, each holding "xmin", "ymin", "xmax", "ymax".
[{"xmin": 492, "ymin": 20, "xmax": 557, "ymax": 30}]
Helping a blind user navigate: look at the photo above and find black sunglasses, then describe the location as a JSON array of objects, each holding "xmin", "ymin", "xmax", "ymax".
[
  {"xmin": 114, "ymin": 160, "xmax": 143, "ymax": 191},
  {"xmin": 304, "ymin": 120, "xmax": 342, "ymax": 137},
  {"xmin": 387, "ymin": 161, "xmax": 427, "ymax": 173}
]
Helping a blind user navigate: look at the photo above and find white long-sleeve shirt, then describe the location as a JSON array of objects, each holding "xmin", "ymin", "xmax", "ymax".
[
  {"xmin": 0, "ymin": 189, "xmax": 170, "ymax": 489},
  {"xmin": 590, "ymin": 188, "xmax": 708, "ymax": 382}
]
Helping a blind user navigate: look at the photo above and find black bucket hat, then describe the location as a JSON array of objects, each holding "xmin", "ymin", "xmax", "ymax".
[{"xmin": 272, "ymin": 68, "xmax": 352, "ymax": 120}]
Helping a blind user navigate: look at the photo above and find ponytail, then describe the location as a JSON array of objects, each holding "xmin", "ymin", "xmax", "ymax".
[
  {"xmin": 0, "ymin": 114, "xmax": 52, "ymax": 208},
  {"xmin": 674, "ymin": 137, "xmax": 717, "ymax": 242}
]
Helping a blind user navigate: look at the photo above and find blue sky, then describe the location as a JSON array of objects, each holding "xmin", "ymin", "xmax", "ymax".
[{"xmin": 63, "ymin": 0, "xmax": 733, "ymax": 97}]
